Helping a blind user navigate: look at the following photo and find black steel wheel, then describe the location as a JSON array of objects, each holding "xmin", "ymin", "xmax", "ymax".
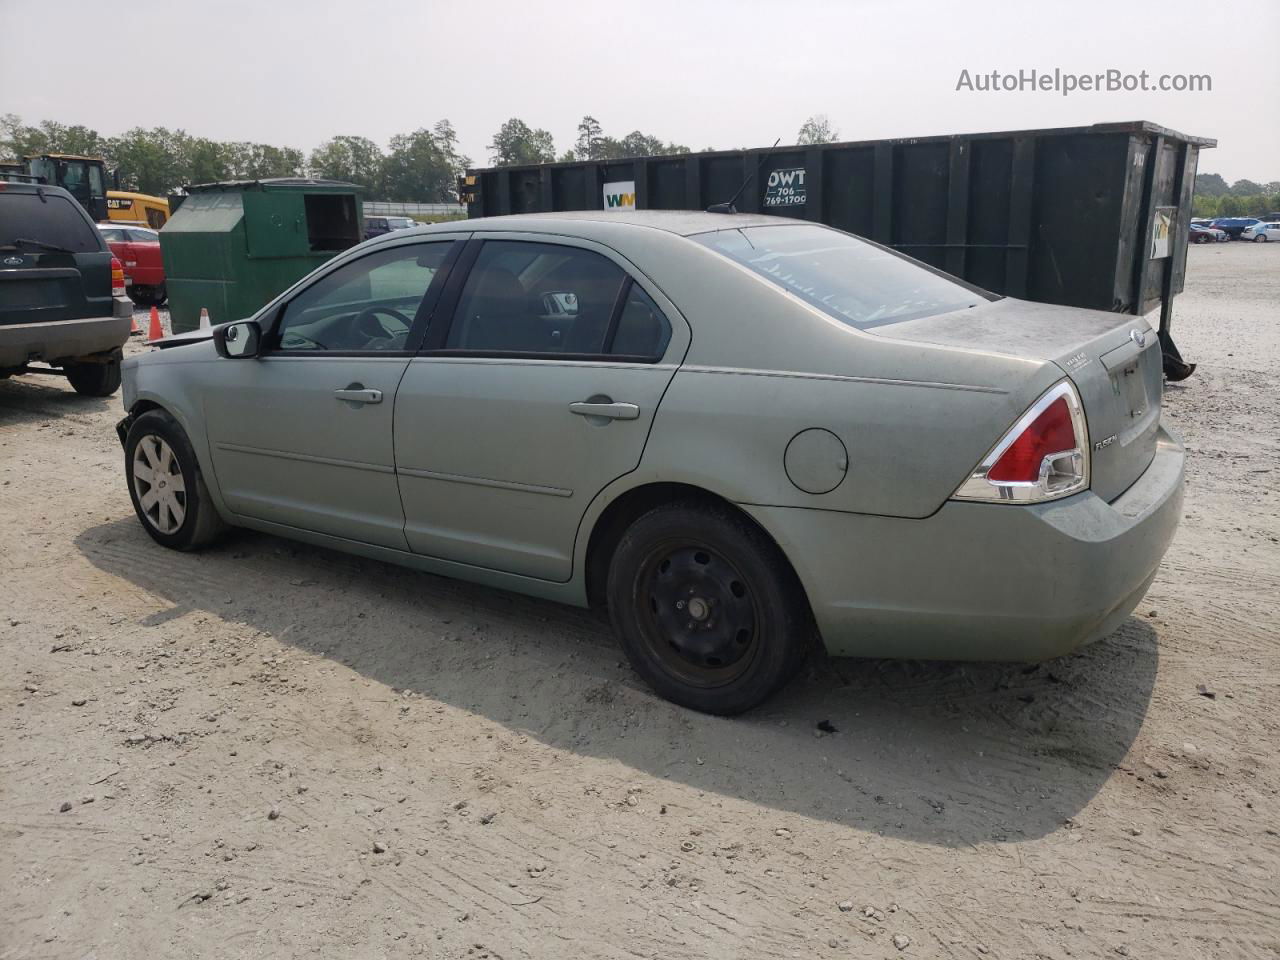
[
  {"xmin": 607, "ymin": 500, "xmax": 811, "ymax": 714},
  {"xmin": 637, "ymin": 542, "xmax": 761, "ymax": 686}
]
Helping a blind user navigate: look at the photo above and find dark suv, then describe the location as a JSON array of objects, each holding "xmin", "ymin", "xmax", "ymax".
[
  {"xmin": 1, "ymin": 182, "xmax": 134, "ymax": 395},
  {"xmin": 1209, "ymin": 217, "xmax": 1262, "ymax": 240},
  {"xmin": 362, "ymin": 215, "xmax": 418, "ymax": 240}
]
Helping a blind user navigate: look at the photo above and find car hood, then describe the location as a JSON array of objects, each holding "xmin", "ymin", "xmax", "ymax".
[{"xmin": 149, "ymin": 327, "xmax": 215, "ymax": 349}]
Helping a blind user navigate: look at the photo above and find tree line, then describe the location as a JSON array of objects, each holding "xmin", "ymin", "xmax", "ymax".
[
  {"xmin": 1191, "ymin": 173, "xmax": 1280, "ymax": 219},
  {"xmin": 0, "ymin": 114, "xmax": 469, "ymax": 202},
  {"xmin": 1, "ymin": 113, "xmax": 844, "ymax": 201}
]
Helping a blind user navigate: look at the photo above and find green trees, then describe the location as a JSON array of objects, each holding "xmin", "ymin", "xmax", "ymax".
[
  {"xmin": 488, "ymin": 118, "xmax": 556, "ymax": 166},
  {"xmin": 0, "ymin": 114, "xmax": 465, "ymax": 201},
  {"xmin": 1191, "ymin": 173, "xmax": 1280, "ymax": 218},
  {"xmin": 1, "ymin": 112, "xmax": 698, "ymax": 198},
  {"xmin": 559, "ymin": 115, "xmax": 688, "ymax": 163},
  {"xmin": 380, "ymin": 122, "xmax": 470, "ymax": 202},
  {"xmin": 796, "ymin": 114, "xmax": 839, "ymax": 145},
  {"xmin": 308, "ymin": 135, "xmax": 388, "ymax": 190}
]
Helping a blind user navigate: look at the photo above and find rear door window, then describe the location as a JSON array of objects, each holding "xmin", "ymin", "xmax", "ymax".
[
  {"xmin": 610, "ymin": 283, "xmax": 671, "ymax": 358},
  {"xmin": 1, "ymin": 194, "xmax": 102, "ymax": 252},
  {"xmin": 444, "ymin": 241, "xmax": 627, "ymax": 356}
]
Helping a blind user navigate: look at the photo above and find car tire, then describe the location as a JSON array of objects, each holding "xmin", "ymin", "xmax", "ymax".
[
  {"xmin": 125, "ymin": 409, "xmax": 226, "ymax": 551},
  {"xmin": 1255, "ymin": 234, "xmax": 1267, "ymax": 243},
  {"xmin": 153, "ymin": 283, "xmax": 167, "ymax": 305},
  {"xmin": 65, "ymin": 353, "xmax": 122, "ymax": 397},
  {"xmin": 606, "ymin": 500, "xmax": 812, "ymax": 714}
]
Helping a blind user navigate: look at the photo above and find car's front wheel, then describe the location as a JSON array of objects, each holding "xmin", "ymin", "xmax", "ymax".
[
  {"xmin": 1255, "ymin": 233, "xmax": 1268, "ymax": 242},
  {"xmin": 606, "ymin": 501, "xmax": 811, "ymax": 714},
  {"xmin": 125, "ymin": 409, "xmax": 225, "ymax": 550}
]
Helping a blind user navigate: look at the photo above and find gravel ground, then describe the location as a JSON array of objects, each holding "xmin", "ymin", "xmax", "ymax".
[{"xmin": 1, "ymin": 242, "xmax": 1277, "ymax": 960}]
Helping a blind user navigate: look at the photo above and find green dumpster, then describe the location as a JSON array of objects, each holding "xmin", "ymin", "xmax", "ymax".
[{"xmin": 160, "ymin": 178, "xmax": 363, "ymax": 333}]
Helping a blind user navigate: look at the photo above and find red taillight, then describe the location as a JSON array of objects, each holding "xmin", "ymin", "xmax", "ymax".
[
  {"xmin": 987, "ymin": 396, "xmax": 1077, "ymax": 483},
  {"xmin": 110, "ymin": 256, "xmax": 126, "ymax": 297},
  {"xmin": 952, "ymin": 381, "xmax": 1090, "ymax": 504}
]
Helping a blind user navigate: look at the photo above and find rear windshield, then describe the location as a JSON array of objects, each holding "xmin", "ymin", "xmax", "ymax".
[
  {"xmin": 694, "ymin": 224, "xmax": 990, "ymax": 328},
  {"xmin": 1, "ymin": 193, "xmax": 102, "ymax": 253}
]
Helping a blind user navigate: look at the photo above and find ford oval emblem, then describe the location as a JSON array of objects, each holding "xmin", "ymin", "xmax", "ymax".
[
  {"xmin": 3, "ymin": 255, "xmax": 23, "ymax": 266},
  {"xmin": 1131, "ymin": 329, "xmax": 1148, "ymax": 348}
]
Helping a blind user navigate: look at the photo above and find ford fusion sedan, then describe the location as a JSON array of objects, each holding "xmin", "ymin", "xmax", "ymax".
[{"xmin": 116, "ymin": 211, "xmax": 1184, "ymax": 714}]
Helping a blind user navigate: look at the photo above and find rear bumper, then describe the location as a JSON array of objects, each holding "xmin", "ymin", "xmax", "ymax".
[
  {"xmin": 745, "ymin": 423, "xmax": 1185, "ymax": 661},
  {"xmin": 128, "ymin": 270, "xmax": 165, "ymax": 287},
  {"xmin": 0, "ymin": 311, "xmax": 132, "ymax": 369}
]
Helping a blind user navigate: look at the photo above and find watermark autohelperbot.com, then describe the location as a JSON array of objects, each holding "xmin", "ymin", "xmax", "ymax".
[{"xmin": 956, "ymin": 68, "xmax": 1211, "ymax": 96}]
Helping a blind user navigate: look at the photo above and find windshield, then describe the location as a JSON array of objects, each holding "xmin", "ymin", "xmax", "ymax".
[{"xmin": 694, "ymin": 224, "xmax": 991, "ymax": 328}]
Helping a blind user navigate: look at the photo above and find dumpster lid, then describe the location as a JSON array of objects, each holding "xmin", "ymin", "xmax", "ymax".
[{"xmin": 184, "ymin": 177, "xmax": 362, "ymax": 194}]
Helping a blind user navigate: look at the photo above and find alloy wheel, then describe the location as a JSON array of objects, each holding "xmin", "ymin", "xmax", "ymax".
[{"xmin": 132, "ymin": 435, "xmax": 186, "ymax": 534}]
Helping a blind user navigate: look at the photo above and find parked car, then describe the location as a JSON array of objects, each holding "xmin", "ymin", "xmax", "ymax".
[
  {"xmin": 363, "ymin": 215, "xmax": 418, "ymax": 240},
  {"xmin": 1241, "ymin": 221, "xmax": 1280, "ymax": 242},
  {"xmin": 98, "ymin": 225, "xmax": 167, "ymax": 305},
  {"xmin": 1210, "ymin": 217, "xmax": 1262, "ymax": 240},
  {"xmin": 1189, "ymin": 223, "xmax": 1226, "ymax": 243},
  {"xmin": 1, "ymin": 182, "xmax": 133, "ymax": 395},
  {"xmin": 116, "ymin": 212, "xmax": 1184, "ymax": 714}
]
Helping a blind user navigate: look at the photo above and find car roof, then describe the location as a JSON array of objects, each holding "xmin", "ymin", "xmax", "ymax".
[
  {"xmin": 394, "ymin": 209, "xmax": 812, "ymax": 239},
  {"xmin": 0, "ymin": 181, "xmax": 77, "ymax": 199}
]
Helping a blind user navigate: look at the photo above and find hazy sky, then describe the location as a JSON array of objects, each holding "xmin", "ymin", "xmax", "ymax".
[{"xmin": 2, "ymin": 0, "xmax": 1276, "ymax": 182}]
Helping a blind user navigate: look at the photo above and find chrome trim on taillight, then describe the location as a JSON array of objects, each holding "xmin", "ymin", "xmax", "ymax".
[{"xmin": 952, "ymin": 380, "xmax": 1090, "ymax": 504}]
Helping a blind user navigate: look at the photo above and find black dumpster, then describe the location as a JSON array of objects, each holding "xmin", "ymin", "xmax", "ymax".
[{"xmin": 462, "ymin": 121, "xmax": 1214, "ymax": 378}]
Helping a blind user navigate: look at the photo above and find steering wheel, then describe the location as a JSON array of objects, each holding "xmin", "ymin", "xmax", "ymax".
[{"xmin": 354, "ymin": 305, "xmax": 412, "ymax": 344}]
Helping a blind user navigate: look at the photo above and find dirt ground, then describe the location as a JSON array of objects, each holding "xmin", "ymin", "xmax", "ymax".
[{"xmin": 2, "ymin": 242, "xmax": 1277, "ymax": 960}]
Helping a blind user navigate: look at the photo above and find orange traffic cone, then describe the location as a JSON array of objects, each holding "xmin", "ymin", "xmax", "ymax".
[
  {"xmin": 147, "ymin": 306, "xmax": 163, "ymax": 341},
  {"xmin": 198, "ymin": 307, "xmax": 211, "ymax": 330},
  {"xmin": 130, "ymin": 311, "xmax": 142, "ymax": 336}
]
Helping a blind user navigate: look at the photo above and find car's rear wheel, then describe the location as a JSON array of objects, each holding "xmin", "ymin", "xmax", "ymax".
[
  {"xmin": 66, "ymin": 353, "xmax": 122, "ymax": 397},
  {"xmin": 125, "ymin": 409, "xmax": 225, "ymax": 550},
  {"xmin": 606, "ymin": 501, "xmax": 811, "ymax": 714}
]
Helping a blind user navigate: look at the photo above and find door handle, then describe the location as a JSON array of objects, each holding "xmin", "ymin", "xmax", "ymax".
[
  {"xmin": 334, "ymin": 387, "xmax": 383, "ymax": 404},
  {"xmin": 568, "ymin": 400, "xmax": 640, "ymax": 420}
]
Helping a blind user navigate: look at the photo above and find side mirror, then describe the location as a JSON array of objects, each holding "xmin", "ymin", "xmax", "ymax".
[{"xmin": 214, "ymin": 320, "xmax": 261, "ymax": 359}]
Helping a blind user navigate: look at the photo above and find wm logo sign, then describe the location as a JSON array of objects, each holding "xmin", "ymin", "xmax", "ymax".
[{"xmin": 602, "ymin": 180, "xmax": 637, "ymax": 211}]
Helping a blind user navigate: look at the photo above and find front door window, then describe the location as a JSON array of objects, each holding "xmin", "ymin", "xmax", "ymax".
[{"xmin": 273, "ymin": 242, "xmax": 454, "ymax": 353}]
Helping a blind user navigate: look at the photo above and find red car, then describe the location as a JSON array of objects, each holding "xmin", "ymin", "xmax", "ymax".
[{"xmin": 97, "ymin": 225, "xmax": 166, "ymax": 306}]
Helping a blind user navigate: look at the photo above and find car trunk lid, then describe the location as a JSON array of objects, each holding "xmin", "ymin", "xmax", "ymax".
[{"xmin": 870, "ymin": 297, "xmax": 1163, "ymax": 503}]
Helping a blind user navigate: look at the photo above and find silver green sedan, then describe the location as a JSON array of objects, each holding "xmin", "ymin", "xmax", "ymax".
[{"xmin": 117, "ymin": 211, "xmax": 1184, "ymax": 714}]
